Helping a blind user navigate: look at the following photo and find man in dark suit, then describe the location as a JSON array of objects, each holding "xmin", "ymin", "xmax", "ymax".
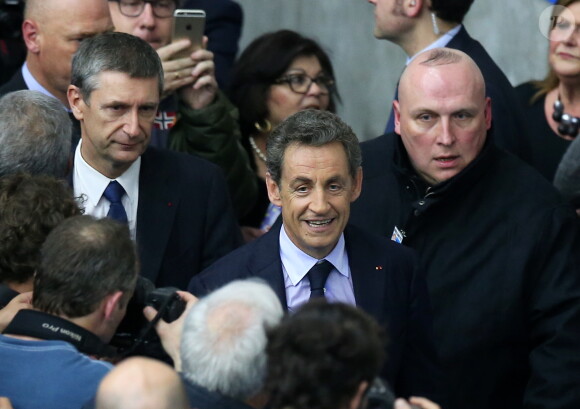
[
  {"xmin": 107, "ymin": 0, "xmax": 255, "ymax": 218},
  {"xmin": 188, "ymin": 109, "xmax": 441, "ymax": 401},
  {"xmin": 68, "ymin": 32, "xmax": 241, "ymax": 289},
  {"xmin": 367, "ymin": 0, "xmax": 532, "ymax": 164},
  {"xmin": 350, "ymin": 47, "xmax": 580, "ymax": 409}
]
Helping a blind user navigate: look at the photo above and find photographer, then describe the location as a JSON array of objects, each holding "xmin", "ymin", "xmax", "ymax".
[{"xmin": 0, "ymin": 216, "xmax": 138, "ymax": 409}]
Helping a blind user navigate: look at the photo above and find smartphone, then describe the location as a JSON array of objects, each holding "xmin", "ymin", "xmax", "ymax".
[{"xmin": 171, "ymin": 9, "xmax": 206, "ymax": 59}]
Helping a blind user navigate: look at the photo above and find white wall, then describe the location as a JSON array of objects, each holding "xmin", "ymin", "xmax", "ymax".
[{"xmin": 236, "ymin": 0, "xmax": 551, "ymax": 140}]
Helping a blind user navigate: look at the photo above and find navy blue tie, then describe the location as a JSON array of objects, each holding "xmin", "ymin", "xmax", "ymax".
[
  {"xmin": 103, "ymin": 181, "xmax": 128, "ymax": 224},
  {"xmin": 307, "ymin": 260, "xmax": 334, "ymax": 299}
]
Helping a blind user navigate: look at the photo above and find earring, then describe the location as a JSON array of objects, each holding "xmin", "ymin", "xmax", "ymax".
[
  {"xmin": 254, "ymin": 119, "xmax": 272, "ymax": 134},
  {"xmin": 431, "ymin": 12, "xmax": 440, "ymax": 35}
]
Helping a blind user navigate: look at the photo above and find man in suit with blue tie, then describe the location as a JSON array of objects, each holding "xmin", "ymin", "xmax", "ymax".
[
  {"xmin": 67, "ymin": 32, "xmax": 241, "ymax": 289},
  {"xmin": 188, "ymin": 109, "xmax": 441, "ymax": 402}
]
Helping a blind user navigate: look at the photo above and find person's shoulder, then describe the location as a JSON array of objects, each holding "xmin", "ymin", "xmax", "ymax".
[
  {"xmin": 188, "ymin": 231, "xmax": 271, "ymax": 294},
  {"xmin": 142, "ymin": 146, "xmax": 222, "ymax": 177},
  {"xmin": 514, "ymin": 81, "xmax": 542, "ymax": 106},
  {"xmin": 360, "ymin": 133, "xmax": 395, "ymax": 176},
  {"xmin": 0, "ymin": 69, "xmax": 26, "ymax": 96},
  {"xmin": 488, "ymin": 148, "xmax": 567, "ymax": 206},
  {"xmin": 345, "ymin": 224, "xmax": 417, "ymax": 262},
  {"xmin": 187, "ymin": 245, "xmax": 247, "ymax": 295}
]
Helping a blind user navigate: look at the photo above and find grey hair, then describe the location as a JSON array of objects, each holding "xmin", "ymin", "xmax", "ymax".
[
  {"xmin": 181, "ymin": 279, "xmax": 284, "ymax": 400},
  {"xmin": 0, "ymin": 90, "xmax": 71, "ymax": 178},
  {"xmin": 71, "ymin": 32, "xmax": 163, "ymax": 103},
  {"xmin": 266, "ymin": 110, "xmax": 361, "ymax": 185}
]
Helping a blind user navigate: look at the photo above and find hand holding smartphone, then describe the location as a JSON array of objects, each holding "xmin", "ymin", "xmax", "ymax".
[{"xmin": 171, "ymin": 9, "xmax": 206, "ymax": 60}]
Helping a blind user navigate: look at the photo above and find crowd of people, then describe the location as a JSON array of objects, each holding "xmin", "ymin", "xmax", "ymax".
[{"xmin": 0, "ymin": 0, "xmax": 579, "ymax": 409}]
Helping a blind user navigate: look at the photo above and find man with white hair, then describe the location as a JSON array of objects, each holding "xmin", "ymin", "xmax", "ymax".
[{"xmin": 180, "ymin": 279, "xmax": 283, "ymax": 409}]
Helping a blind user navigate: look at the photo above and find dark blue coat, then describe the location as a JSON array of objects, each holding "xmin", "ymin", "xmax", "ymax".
[{"xmin": 188, "ymin": 223, "xmax": 442, "ymax": 402}]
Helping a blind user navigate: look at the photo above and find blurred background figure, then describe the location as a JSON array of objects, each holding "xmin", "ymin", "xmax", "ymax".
[
  {"xmin": 0, "ymin": 173, "xmax": 80, "ymax": 306},
  {"xmin": 0, "ymin": 90, "xmax": 71, "ymax": 179},
  {"xmin": 516, "ymin": 0, "xmax": 580, "ymax": 180},
  {"xmin": 0, "ymin": 0, "xmax": 25, "ymax": 86},
  {"xmin": 182, "ymin": 0, "xmax": 243, "ymax": 89},
  {"xmin": 95, "ymin": 357, "xmax": 189, "ymax": 409},
  {"xmin": 554, "ymin": 131, "xmax": 580, "ymax": 212},
  {"xmin": 228, "ymin": 30, "xmax": 339, "ymax": 239}
]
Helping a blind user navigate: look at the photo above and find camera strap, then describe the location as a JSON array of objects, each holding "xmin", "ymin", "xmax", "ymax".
[{"xmin": 3, "ymin": 309, "xmax": 116, "ymax": 358}]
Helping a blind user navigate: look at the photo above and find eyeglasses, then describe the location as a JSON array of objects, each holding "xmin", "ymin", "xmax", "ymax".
[
  {"xmin": 550, "ymin": 16, "xmax": 580, "ymax": 40},
  {"xmin": 274, "ymin": 73, "xmax": 335, "ymax": 95},
  {"xmin": 109, "ymin": 0, "xmax": 176, "ymax": 18}
]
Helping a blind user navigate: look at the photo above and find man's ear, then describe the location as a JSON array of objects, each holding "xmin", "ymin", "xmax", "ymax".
[
  {"xmin": 67, "ymin": 85, "xmax": 84, "ymax": 121},
  {"xmin": 484, "ymin": 97, "xmax": 492, "ymax": 130},
  {"xmin": 102, "ymin": 291, "xmax": 124, "ymax": 321},
  {"xmin": 265, "ymin": 172, "xmax": 283, "ymax": 207},
  {"xmin": 393, "ymin": 100, "xmax": 402, "ymax": 135},
  {"xmin": 351, "ymin": 167, "xmax": 363, "ymax": 203},
  {"xmin": 22, "ymin": 19, "xmax": 40, "ymax": 53},
  {"xmin": 407, "ymin": 0, "xmax": 423, "ymax": 17}
]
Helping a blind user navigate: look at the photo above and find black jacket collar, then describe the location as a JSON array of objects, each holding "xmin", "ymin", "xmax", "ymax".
[{"xmin": 391, "ymin": 132, "xmax": 497, "ymax": 201}]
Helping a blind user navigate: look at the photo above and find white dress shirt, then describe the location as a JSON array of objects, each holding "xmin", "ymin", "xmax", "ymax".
[
  {"xmin": 279, "ymin": 225, "xmax": 355, "ymax": 312},
  {"xmin": 73, "ymin": 140, "xmax": 140, "ymax": 240}
]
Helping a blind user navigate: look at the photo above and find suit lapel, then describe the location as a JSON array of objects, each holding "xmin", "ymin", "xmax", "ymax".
[
  {"xmin": 136, "ymin": 148, "xmax": 180, "ymax": 283},
  {"xmin": 345, "ymin": 226, "xmax": 387, "ymax": 321},
  {"xmin": 247, "ymin": 225, "xmax": 288, "ymax": 309}
]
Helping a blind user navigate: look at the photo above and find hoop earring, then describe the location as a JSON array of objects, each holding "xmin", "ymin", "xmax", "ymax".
[{"xmin": 254, "ymin": 119, "xmax": 272, "ymax": 134}]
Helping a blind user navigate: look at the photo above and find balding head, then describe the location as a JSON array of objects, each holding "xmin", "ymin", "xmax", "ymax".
[
  {"xmin": 394, "ymin": 48, "xmax": 491, "ymax": 186},
  {"xmin": 399, "ymin": 48, "xmax": 486, "ymax": 105},
  {"xmin": 22, "ymin": 0, "xmax": 113, "ymax": 106},
  {"xmin": 95, "ymin": 357, "xmax": 188, "ymax": 409}
]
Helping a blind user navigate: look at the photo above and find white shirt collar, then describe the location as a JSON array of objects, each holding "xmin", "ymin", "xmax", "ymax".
[
  {"xmin": 406, "ymin": 24, "xmax": 463, "ymax": 65},
  {"xmin": 21, "ymin": 63, "xmax": 70, "ymax": 111},
  {"xmin": 74, "ymin": 139, "xmax": 140, "ymax": 207},
  {"xmin": 279, "ymin": 224, "xmax": 349, "ymax": 286}
]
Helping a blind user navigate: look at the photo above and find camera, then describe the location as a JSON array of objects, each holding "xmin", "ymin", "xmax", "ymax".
[
  {"xmin": 366, "ymin": 378, "xmax": 421, "ymax": 409},
  {"xmin": 111, "ymin": 277, "xmax": 186, "ymax": 360}
]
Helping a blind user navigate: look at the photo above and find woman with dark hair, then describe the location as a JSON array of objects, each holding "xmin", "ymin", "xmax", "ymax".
[
  {"xmin": 515, "ymin": 0, "xmax": 580, "ymax": 180},
  {"xmin": 228, "ymin": 30, "xmax": 339, "ymax": 239}
]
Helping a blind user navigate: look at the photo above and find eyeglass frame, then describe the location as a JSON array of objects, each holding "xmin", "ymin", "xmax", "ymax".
[
  {"xmin": 273, "ymin": 73, "xmax": 336, "ymax": 95},
  {"xmin": 109, "ymin": 0, "xmax": 177, "ymax": 19},
  {"xmin": 550, "ymin": 15, "xmax": 580, "ymax": 39}
]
